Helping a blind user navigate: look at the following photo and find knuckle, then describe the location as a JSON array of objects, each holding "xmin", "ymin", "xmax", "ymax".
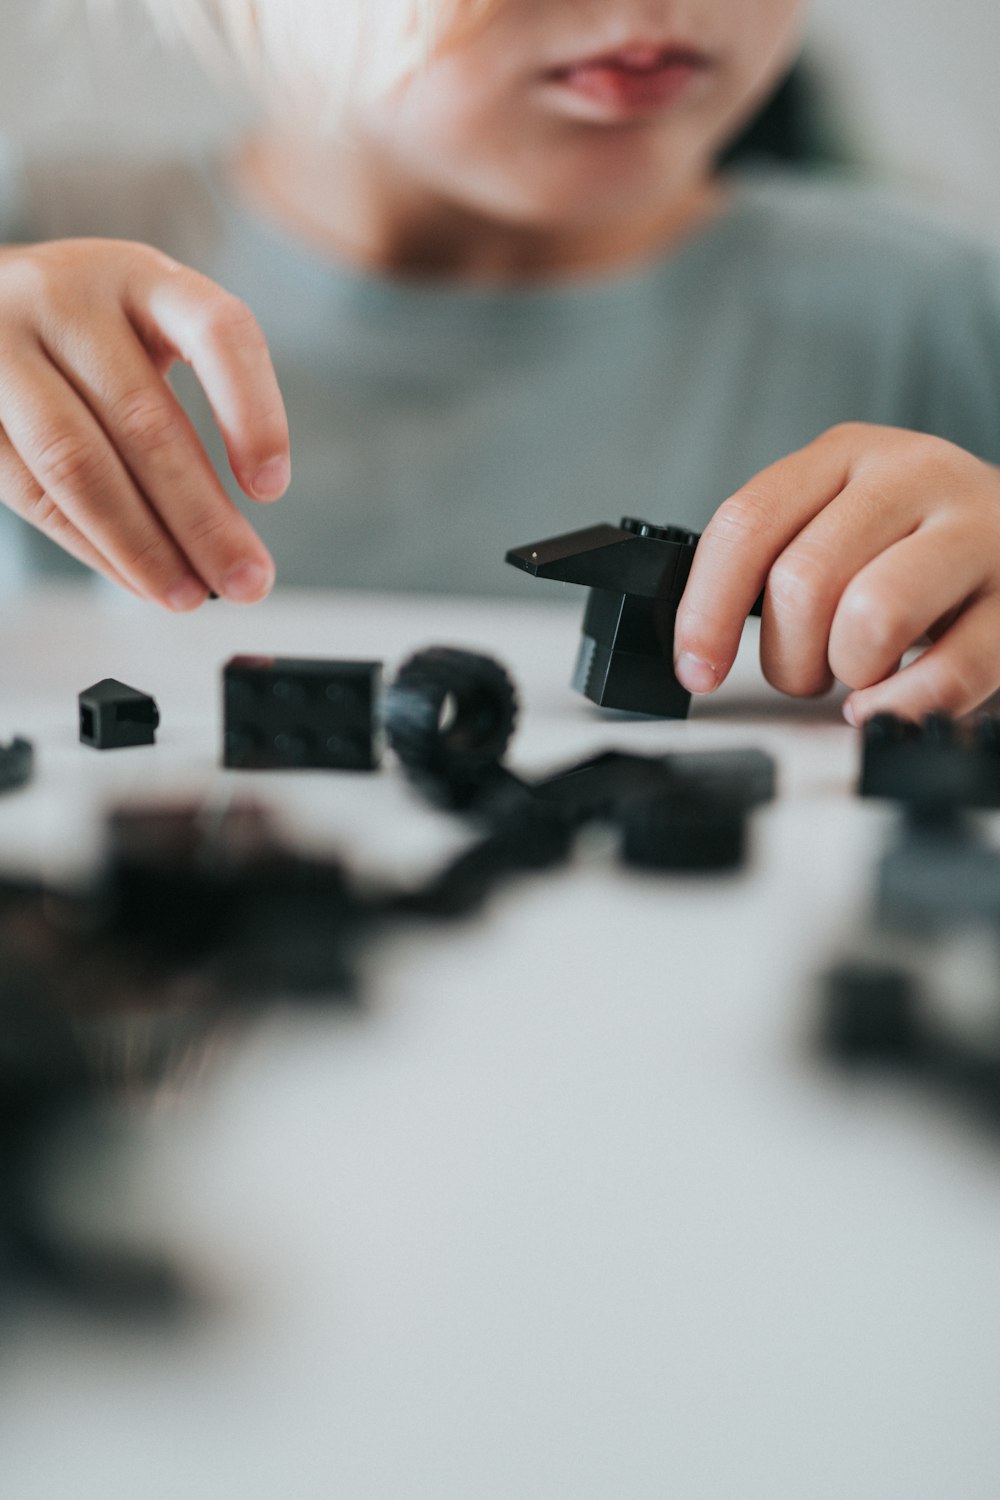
[
  {"xmin": 920, "ymin": 653, "xmax": 982, "ymax": 716},
  {"xmin": 708, "ymin": 487, "xmax": 775, "ymax": 549},
  {"xmin": 824, "ymin": 420, "xmax": 868, "ymax": 445},
  {"xmin": 766, "ymin": 552, "xmax": 829, "ymax": 622},
  {"xmin": 836, "ymin": 584, "xmax": 905, "ymax": 662},
  {"xmin": 195, "ymin": 291, "xmax": 262, "ymax": 349},
  {"xmin": 32, "ymin": 428, "xmax": 104, "ymax": 495},
  {"xmin": 24, "ymin": 490, "xmax": 71, "ymax": 539},
  {"xmin": 185, "ymin": 508, "xmax": 233, "ymax": 550},
  {"xmin": 109, "ymin": 388, "xmax": 185, "ymax": 454},
  {"xmin": 125, "ymin": 531, "xmax": 180, "ymax": 587}
]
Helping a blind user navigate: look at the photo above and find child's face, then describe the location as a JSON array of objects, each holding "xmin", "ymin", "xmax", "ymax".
[{"xmin": 350, "ymin": 0, "xmax": 806, "ymax": 226}]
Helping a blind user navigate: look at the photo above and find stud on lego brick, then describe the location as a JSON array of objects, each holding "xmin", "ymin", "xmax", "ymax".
[
  {"xmin": 506, "ymin": 517, "xmax": 764, "ymax": 718},
  {"xmin": 223, "ymin": 655, "xmax": 382, "ymax": 770},
  {"xmin": 78, "ymin": 680, "xmax": 159, "ymax": 750}
]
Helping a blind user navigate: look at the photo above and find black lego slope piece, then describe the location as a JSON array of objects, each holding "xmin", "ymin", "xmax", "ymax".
[{"xmin": 507, "ymin": 517, "xmax": 764, "ymax": 718}]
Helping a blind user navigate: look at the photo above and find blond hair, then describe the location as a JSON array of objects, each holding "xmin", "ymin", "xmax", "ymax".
[{"xmin": 128, "ymin": 0, "xmax": 497, "ymax": 104}]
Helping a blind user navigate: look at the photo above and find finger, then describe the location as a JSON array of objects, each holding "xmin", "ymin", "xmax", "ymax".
[
  {"xmin": 758, "ymin": 474, "xmax": 929, "ymax": 697},
  {"xmin": 843, "ymin": 591, "xmax": 1000, "ymax": 724},
  {"xmin": 126, "ymin": 259, "xmax": 291, "ymax": 502},
  {"xmin": 0, "ymin": 348, "xmax": 208, "ymax": 608},
  {"xmin": 0, "ymin": 427, "xmax": 143, "ymax": 598},
  {"xmin": 44, "ymin": 314, "xmax": 275, "ymax": 602},
  {"xmin": 673, "ymin": 429, "xmax": 853, "ymax": 693},
  {"xmin": 829, "ymin": 524, "xmax": 990, "ymax": 691},
  {"xmin": 758, "ymin": 474, "xmax": 926, "ymax": 697}
]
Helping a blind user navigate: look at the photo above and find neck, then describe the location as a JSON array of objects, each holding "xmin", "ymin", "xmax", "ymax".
[{"xmin": 231, "ymin": 130, "xmax": 727, "ymax": 284}]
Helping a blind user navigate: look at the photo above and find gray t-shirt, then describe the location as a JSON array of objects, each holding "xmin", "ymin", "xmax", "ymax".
[{"xmin": 2, "ymin": 146, "xmax": 1000, "ymax": 597}]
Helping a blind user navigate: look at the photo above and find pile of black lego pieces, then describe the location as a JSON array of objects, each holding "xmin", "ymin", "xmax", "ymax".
[{"xmin": 0, "ymin": 647, "xmax": 778, "ymax": 1307}]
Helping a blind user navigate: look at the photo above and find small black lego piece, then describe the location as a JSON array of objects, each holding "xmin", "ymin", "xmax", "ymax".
[
  {"xmin": 619, "ymin": 792, "xmax": 748, "ymax": 873},
  {"xmin": 384, "ymin": 647, "xmax": 519, "ymax": 808},
  {"xmin": 0, "ymin": 736, "xmax": 34, "ymax": 793},
  {"xmin": 223, "ymin": 655, "xmax": 382, "ymax": 771},
  {"xmin": 506, "ymin": 517, "xmax": 764, "ymax": 718},
  {"xmin": 859, "ymin": 712, "xmax": 1000, "ymax": 809},
  {"xmin": 876, "ymin": 804, "xmax": 1000, "ymax": 932},
  {"xmin": 820, "ymin": 961, "xmax": 921, "ymax": 1065},
  {"xmin": 820, "ymin": 957, "xmax": 1000, "ymax": 1128},
  {"xmin": 79, "ymin": 679, "xmax": 159, "ymax": 750}
]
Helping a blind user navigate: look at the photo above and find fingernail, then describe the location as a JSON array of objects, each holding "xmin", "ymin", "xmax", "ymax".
[
  {"xmin": 165, "ymin": 576, "xmax": 207, "ymax": 612},
  {"xmin": 221, "ymin": 560, "xmax": 273, "ymax": 603},
  {"xmin": 674, "ymin": 652, "xmax": 719, "ymax": 694},
  {"xmin": 843, "ymin": 701, "xmax": 858, "ymax": 728},
  {"xmin": 251, "ymin": 457, "xmax": 290, "ymax": 500}
]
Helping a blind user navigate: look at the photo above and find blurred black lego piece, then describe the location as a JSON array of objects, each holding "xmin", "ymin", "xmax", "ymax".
[
  {"xmin": 0, "ymin": 882, "xmax": 185, "ymax": 1314},
  {"xmin": 817, "ymin": 709, "xmax": 1000, "ymax": 1143},
  {"xmin": 97, "ymin": 800, "xmax": 368, "ymax": 1000},
  {"xmin": 223, "ymin": 655, "xmax": 382, "ymax": 770},
  {"xmin": 0, "ymin": 737, "xmax": 33, "ymax": 793},
  {"xmin": 506, "ymin": 517, "xmax": 764, "ymax": 718},
  {"xmin": 876, "ymin": 804, "xmax": 1000, "ymax": 934},
  {"xmin": 820, "ymin": 958, "xmax": 1000, "ymax": 1131},
  {"xmin": 399, "ymin": 745, "xmax": 777, "ymax": 906},
  {"xmin": 859, "ymin": 712, "xmax": 1000, "ymax": 809},
  {"xmin": 79, "ymin": 679, "xmax": 159, "ymax": 750}
]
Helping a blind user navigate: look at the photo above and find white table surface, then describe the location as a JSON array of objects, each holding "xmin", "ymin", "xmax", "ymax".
[{"xmin": 1, "ymin": 584, "xmax": 998, "ymax": 1500}]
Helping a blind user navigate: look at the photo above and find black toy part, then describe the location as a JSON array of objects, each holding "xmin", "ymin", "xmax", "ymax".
[
  {"xmin": 0, "ymin": 736, "xmax": 34, "ymax": 793},
  {"xmin": 506, "ymin": 517, "xmax": 764, "ymax": 719},
  {"xmin": 79, "ymin": 680, "xmax": 159, "ymax": 750},
  {"xmin": 384, "ymin": 647, "xmax": 519, "ymax": 807},
  {"xmin": 820, "ymin": 958, "xmax": 1000, "ymax": 1127},
  {"xmin": 223, "ymin": 656, "xmax": 382, "ymax": 771},
  {"xmin": 859, "ymin": 712, "xmax": 1000, "ymax": 809}
]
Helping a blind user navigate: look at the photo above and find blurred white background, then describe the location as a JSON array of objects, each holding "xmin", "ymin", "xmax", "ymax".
[{"xmin": 0, "ymin": 0, "xmax": 997, "ymax": 216}]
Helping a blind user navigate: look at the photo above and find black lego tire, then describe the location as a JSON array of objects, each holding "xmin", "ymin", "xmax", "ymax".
[{"xmin": 384, "ymin": 648, "xmax": 519, "ymax": 802}]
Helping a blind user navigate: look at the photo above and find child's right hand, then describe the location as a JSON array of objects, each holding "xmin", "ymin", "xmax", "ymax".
[{"xmin": 0, "ymin": 238, "xmax": 290, "ymax": 608}]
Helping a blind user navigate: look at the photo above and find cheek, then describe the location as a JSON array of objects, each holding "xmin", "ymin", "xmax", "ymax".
[{"xmin": 365, "ymin": 55, "xmax": 508, "ymax": 160}]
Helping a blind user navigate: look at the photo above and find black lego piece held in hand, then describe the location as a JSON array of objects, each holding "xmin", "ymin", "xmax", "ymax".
[{"xmin": 506, "ymin": 517, "xmax": 764, "ymax": 718}]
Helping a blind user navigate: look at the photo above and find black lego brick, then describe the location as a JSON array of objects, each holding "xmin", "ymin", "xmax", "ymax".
[
  {"xmin": 859, "ymin": 713, "xmax": 1000, "ymax": 808},
  {"xmin": 223, "ymin": 655, "xmax": 382, "ymax": 771}
]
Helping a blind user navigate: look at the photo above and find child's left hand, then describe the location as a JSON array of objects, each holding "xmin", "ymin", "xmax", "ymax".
[{"xmin": 672, "ymin": 423, "xmax": 1000, "ymax": 724}]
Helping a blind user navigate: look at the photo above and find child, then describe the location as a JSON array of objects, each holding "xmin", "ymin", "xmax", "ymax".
[{"xmin": 1, "ymin": 0, "xmax": 1000, "ymax": 727}]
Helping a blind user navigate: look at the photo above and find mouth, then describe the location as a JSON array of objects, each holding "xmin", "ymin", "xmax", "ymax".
[{"xmin": 541, "ymin": 42, "xmax": 713, "ymax": 122}]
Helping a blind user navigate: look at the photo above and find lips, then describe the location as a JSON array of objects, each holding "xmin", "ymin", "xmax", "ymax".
[{"xmin": 544, "ymin": 42, "xmax": 712, "ymax": 119}]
